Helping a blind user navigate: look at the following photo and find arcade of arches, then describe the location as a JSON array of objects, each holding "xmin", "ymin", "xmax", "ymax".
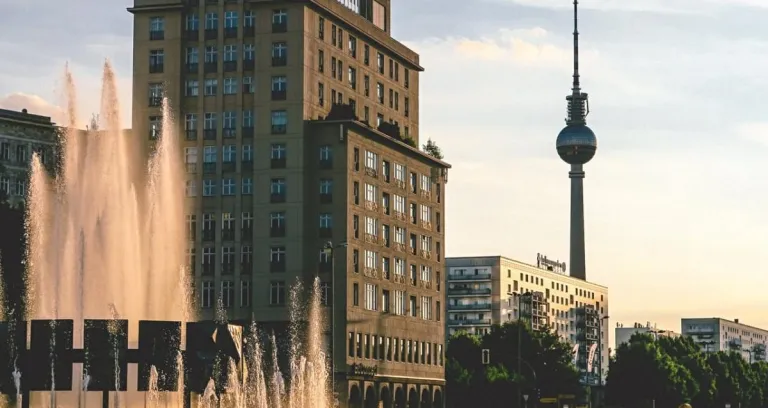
[{"xmin": 346, "ymin": 380, "xmax": 444, "ymax": 408}]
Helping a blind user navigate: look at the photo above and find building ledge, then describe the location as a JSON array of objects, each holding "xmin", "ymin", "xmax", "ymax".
[
  {"xmin": 127, "ymin": 1, "xmax": 184, "ymax": 13},
  {"xmin": 307, "ymin": 119, "xmax": 451, "ymax": 169}
]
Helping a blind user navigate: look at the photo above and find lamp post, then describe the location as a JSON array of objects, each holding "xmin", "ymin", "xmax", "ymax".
[
  {"xmin": 518, "ymin": 292, "xmax": 533, "ymax": 408},
  {"xmin": 323, "ymin": 240, "xmax": 347, "ymax": 405}
]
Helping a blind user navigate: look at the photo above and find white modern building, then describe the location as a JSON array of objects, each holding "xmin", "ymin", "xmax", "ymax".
[
  {"xmin": 682, "ymin": 317, "xmax": 768, "ymax": 362},
  {"xmin": 615, "ymin": 322, "xmax": 679, "ymax": 347},
  {"xmin": 445, "ymin": 254, "xmax": 610, "ymax": 384}
]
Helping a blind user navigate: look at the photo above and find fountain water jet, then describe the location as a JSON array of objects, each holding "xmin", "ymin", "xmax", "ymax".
[{"xmin": 17, "ymin": 63, "xmax": 332, "ymax": 408}]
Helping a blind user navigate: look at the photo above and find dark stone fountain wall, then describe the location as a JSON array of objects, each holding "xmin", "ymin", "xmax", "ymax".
[{"xmin": 0, "ymin": 205, "xmax": 26, "ymax": 324}]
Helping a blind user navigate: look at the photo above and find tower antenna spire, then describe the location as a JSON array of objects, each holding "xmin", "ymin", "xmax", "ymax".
[
  {"xmin": 566, "ymin": 0, "xmax": 588, "ymax": 126},
  {"xmin": 572, "ymin": 0, "xmax": 581, "ymax": 92}
]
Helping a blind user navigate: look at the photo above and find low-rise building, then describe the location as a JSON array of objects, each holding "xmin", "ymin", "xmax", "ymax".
[
  {"xmin": 615, "ymin": 322, "xmax": 679, "ymax": 347},
  {"xmin": 682, "ymin": 317, "xmax": 768, "ymax": 362},
  {"xmin": 445, "ymin": 254, "xmax": 609, "ymax": 385},
  {"xmin": 0, "ymin": 108, "xmax": 58, "ymax": 208}
]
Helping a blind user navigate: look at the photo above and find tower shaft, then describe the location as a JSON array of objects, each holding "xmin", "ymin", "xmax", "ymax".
[{"xmin": 569, "ymin": 164, "xmax": 586, "ymax": 280}]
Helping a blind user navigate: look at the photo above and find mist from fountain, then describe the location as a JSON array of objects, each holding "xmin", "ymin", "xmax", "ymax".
[{"xmin": 16, "ymin": 63, "xmax": 332, "ymax": 407}]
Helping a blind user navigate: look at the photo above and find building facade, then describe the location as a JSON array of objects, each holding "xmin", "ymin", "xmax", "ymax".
[
  {"xmin": 445, "ymin": 255, "xmax": 610, "ymax": 384},
  {"xmin": 682, "ymin": 318, "xmax": 768, "ymax": 362},
  {"xmin": 128, "ymin": 0, "xmax": 448, "ymax": 406},
  {"xmin": 615, "ymin": 322, "xmax": 679, "ymax": 347},
  {"xmin": 0, "ymin": 108, "xmax": 58, "ymax": 208}
]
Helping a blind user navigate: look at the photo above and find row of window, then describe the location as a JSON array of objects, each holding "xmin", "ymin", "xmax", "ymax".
[
  {"xmin": 347, "ymin": 332, "xmax": 444, "ymax": 367},
  {"xmin": 148, "ymin": 110, "xmax": 288, "ymax": 140},
  {"xmin": 0, "ymin": 177, "xmax": 25, "ymax": 197},
  {"xmin": 0, "ymin": 142, "xmax": 52, "ymax": 165},
  {"xmin": 318, "ymin": 53, "xmax": 410, "ymax": 116},
  {"xmin": 148, "ymin": 9, "xmax": 285, "ymax": 41},
  {"xmin": 318, "ymin": 15, "xmax": 410, "ymax": 90},
  {"xmin": 351, "ymin": 283, "xmax": 440, "ymax": 320}
]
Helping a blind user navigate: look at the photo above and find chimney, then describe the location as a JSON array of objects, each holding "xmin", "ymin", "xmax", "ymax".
[{"xmin": 735, "ymin": 318, "xmax": 740, "ymax": 324}]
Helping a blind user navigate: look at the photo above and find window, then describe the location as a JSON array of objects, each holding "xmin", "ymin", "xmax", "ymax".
[
  {"xmin": 204, "ymin": 79, "xmax": 218, "ymax": 96},
  {"xmin": 243, "ymin": 44, "xmax": 255, "ymax": 62},
  {"xmin": 377, "ymin": 52, "xmax": 384, "ymax": 73},
  {"xmin": 318, "ymin": 50, "xmax": 325, "ymax": 73},
  {"xmin": 421, "ymin": 174, "xmax": 432, "ymax": 192},
  {"xmin": 421, "ymin": 265, "xmax": 432, "ymax": 282},
  {"xmin": 318, "ymin": 16, "xmax": 325, "ymax": 39},
  {"xmin": 241, "ymin": 280, "xmax": 251, "ymax": 307},
  {"xmin": 149, "ymin": 49, "xmax": 164, "ymax": 73},
  {"xmin": 270, "ymin": 281, "xmax": 286, "ymax": 305},
  {"xmin": 270, "ymin": 212, "xmax": 286, "ymax": 237},
  {"xmin": 394, "ymin": 257, "xmax": 405, "ymax": 276},
  {"xmin": 421, "ymin": 205, "xmax": 432, "ymax": 224},
  {"xmin": 224, "ymin": 11, "xmax": 238, "ymax": 28},
  {"xmin": 365, "ymin": 283, "xmax": 377, "ymax": 311},
  {"xmin": 148, "ymin": 83, "xmax": 163, "ymax": 106},
  {"xmin": 382, "ymin": 290, "xmax": 390, "ymax": 313},
  {"xmin": 271, "ymin": 76, "xmax": 287, "ymax": 100},
  {"xmin": 320, "ymin": 179, "xmax": 333, "ymax": 201},
  {"xmin": 348, "ymin": 67, "xmax": 357, "ymax": 89},
  {"xmin": 266, "ymin": 182, "xmax": 287, "ymax": 209},
  {"xmin": 394, "ymin": 195, "xmax": 405, "ymax": 215},
  {"xmin": 365, "ymin": 217, "xmax": 378, "ymax": 237},
  {"xmin": 320, "ymin": 213, "xmax": 333, "ymax": 229},
  {"xmin": 224, "ymin": 44, "xmax": 237, "ymax": 62},
  {"xmin": 394, "ymin": 163, "xmax": 405, "ymax": 183},
  {"xmin": 271, "ymin": 110, "xmax": 287, "ymax": 134},
  {"xmin": 353, "ymin": 283, "xmax": 359, "ymax": 306},
  {"xmin": 242, "ymin": 178, "xmax": 252, "ymax": 195},
  {"xmin": 376, "ymin": 83, "xmax": 384, "ymax": 104},
  {"xmin": 186, "ymin": 14, "xmax": 199, "ymax": 31},
  {"xmin": 201, "ymin": 281, "xmax": 214, "ymax": 308},
  {"xmin": 331, "ymin": 24, "xmax": 337, "ymax": 46},
  {"xmin": 364, "ymin": 183, "xmax": 377, "ymax": 203},
  {"xmin": 409, "ymin": 296, "xmax": 417, "ymax": 317},
  {"xmin": 202, "ymin": 247, "xmax": 215, "ymax": 274},
  {"xmin": 149, "ymin": 116, "xmax": 162, "ymax": 139},
  {"xmin": 364, "ymin": 250, "xmax": 377, "ymax": 271},
  {"xmin": 394, "ymin": 290, "xmax": 406, "ymax": 315},
  {"xmin": 365, "ymin": 150, "xmax": 377, "ymax": 172},
  {"xmin": 203, "ymin": 180, "xmax": 216, "ymax": 196},
  {"xmin": 184, "ymin": 147, "xmax": 197, "ymax": 172},
  {"xmin": 244, "ymin": 10, "xmax": 255, "ymax": 28},
  {"xmin": 205, "ymin": 12, "xmax": 218, "ymax": 30},
  {"xmin": 318, "ymin": 82, "xmax": 324, "ymax": 106},
  {"xmin": 270, "ymin": 246, "xmax": 286, "ymax": 272},
  {"xmin": 272, "ymin": 9, "xmax": 288, "ymax": 32},
  {"xmin": 421, "ymin": 297, "xmax": 432, "ymax": 320},
  {"xmin": 185, "ymin": 80, "xmax": 199, "ymax": 97},
  {"xmin": 220, "ymin": 178, "xmax": 234, "ymax": 195},
  {"xmin": 272, "ymin": 42, "xmax": 287, "ymax": 66},
  {"xmin": 221, "ymin": 280, "xmax": 234, "ymax": 308},
  {"xmin": 349, "ymin": 36, "xmax": 357, "ymax": 57}
]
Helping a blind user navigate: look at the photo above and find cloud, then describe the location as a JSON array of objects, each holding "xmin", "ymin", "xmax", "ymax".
[{"xmin": 0, "ymin": 93, "xmax": 66, "ymax": 124}]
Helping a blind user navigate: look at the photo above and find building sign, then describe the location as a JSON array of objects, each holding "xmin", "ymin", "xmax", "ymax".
[{"xmin": 537, "ymin": 253, "xmax": 566, "ymax": 274}]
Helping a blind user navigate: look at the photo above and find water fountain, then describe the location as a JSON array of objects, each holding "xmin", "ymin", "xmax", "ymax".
[{"xmin": 0, "ymin": 62, "xmax": 331, "ymax": 408}]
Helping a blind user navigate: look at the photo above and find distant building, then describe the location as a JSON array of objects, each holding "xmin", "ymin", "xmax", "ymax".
[
  {"xmin": 682, "ymin": 317, "xmax": 768, "ymax": 362},
  {"xmin": 0, "ymin": 108, "xmax": 58, "ymax": 208},
  {"xmin": 445, "ymin": 255, "xmax": 609, "ymax": 385},
  {"xmin": 615, "ymin": 322, "xmax": 679, "ymax": 346}
]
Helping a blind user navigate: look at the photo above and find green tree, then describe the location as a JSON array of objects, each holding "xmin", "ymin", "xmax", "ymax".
[
  {"xmin": 422, "ymin": 138, "xmax": 443, "ymax": 159},
  {"xmin": 446, "ymin": 332, "xmax": 482, "ymax": 408},
  {"xmin": 606, "ymin": 333, "xmax": 698, "ymax": 408}
]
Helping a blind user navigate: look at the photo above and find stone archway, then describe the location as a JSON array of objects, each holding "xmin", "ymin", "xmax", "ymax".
[
  {"xmin": 433, "ymin": 388, "xmax": 443, "ymax": 408},
  {"xmin": 349, "ymin": 384, "xmax": 363, "ymax": 408},
  {"xmin": 395, "ymin": 387, "xmax": 407, "ymax": 408},
  {"xmin": 408, "ymin": 387, "xmax": 419, "ymax": 408},
  {"xmin": 380, "ymin": 385, "xmax": 393, "ymax": 408},
  {"xmin": 365, "ymin": 385, "xmax": 377, "ymax": 408},
  {"xmin": 420, "ymin": 388, "xmax": 431, "ymax": 408}
]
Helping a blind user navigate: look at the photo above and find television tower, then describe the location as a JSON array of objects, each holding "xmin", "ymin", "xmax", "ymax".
[{"xmin": 556, "ymin": 0, "xmax": 597, "ymax": 281}]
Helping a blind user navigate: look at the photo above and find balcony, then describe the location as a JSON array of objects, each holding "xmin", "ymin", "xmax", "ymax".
[
  {"xmin": 204, "ymin": 62, "xmax": 218, "ymax": 74},
  {"xmin": 203, "ymin": 129, "xmax": 217, "ymax": 140},
  {"xmin": 270, "ymin": 225, "xmax": 285, "ymax": 238},
  {"xmin": 224, "ymin": 27, "xmax": 237, "ymax": 39},
  {"xmin": 204, "ymin": 29, "xmax": 217, "ymax": 40},
  {"xmin": 150, "ymin": 30, "xmax": 164, "ymax": 41},
  {"xmin": 185, "ymin": 130, "xmax": 197, "ymax": 141},
  {"xmin": 449, "ymin": 304, "xmax": 492, "ymax": 311},
  {"xmin": 271, "ymin": 157, "xmax": 286, "ymax": 169},
  {"xmin": 185, "ymin": 63, "xmax": 198, "ymax": 74},
  {"xmin": 448, "ymin": 288, "xmax": 491, "ymax": 296},
  {"xmin": 448, "ymin": 273, "xmax": 492, "ymax": 281},
  {"xmin": 272, "ymin": 56, "xmax": 287, "ymax": 67},
  {"xmin": 272, "ymin": 21, "xmax": 287, "ymax": 33},
  {"xmin": 223, "ymin": 60, "xmax": 237, "ymax": 72},
  {"xmin": 270, "ymin": 193, "xmax": 286, "ymax": 203},
  {"xmin": 271, "ymin": 90, "xmax": 287, "ymax": 101},
  {"xmin": 185, "ymin": 30, "xmax": 198, "ymax": 41},
  {"xmin": 448, "ymin": 319, "xmax": 491, "ymax": 326}
]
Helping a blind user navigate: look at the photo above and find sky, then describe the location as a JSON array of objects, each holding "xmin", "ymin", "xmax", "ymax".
[{"xmin": 2, "ymin": 0, "xmax": 768, "ymax": 340}]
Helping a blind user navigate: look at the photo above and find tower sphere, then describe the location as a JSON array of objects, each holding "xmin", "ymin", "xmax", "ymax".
[{"xmin": 556, "ymin": 124, "xmax": 597, "ymax": 165}]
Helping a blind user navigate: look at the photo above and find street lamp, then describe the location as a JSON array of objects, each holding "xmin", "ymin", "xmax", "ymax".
[
  {"xmin": 322, "ymin": 240, "xmax": 347, "ymax": 402},
  {"xmin": 517, "ymin": 292, "xmax": 533, "ymax": 408}
]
